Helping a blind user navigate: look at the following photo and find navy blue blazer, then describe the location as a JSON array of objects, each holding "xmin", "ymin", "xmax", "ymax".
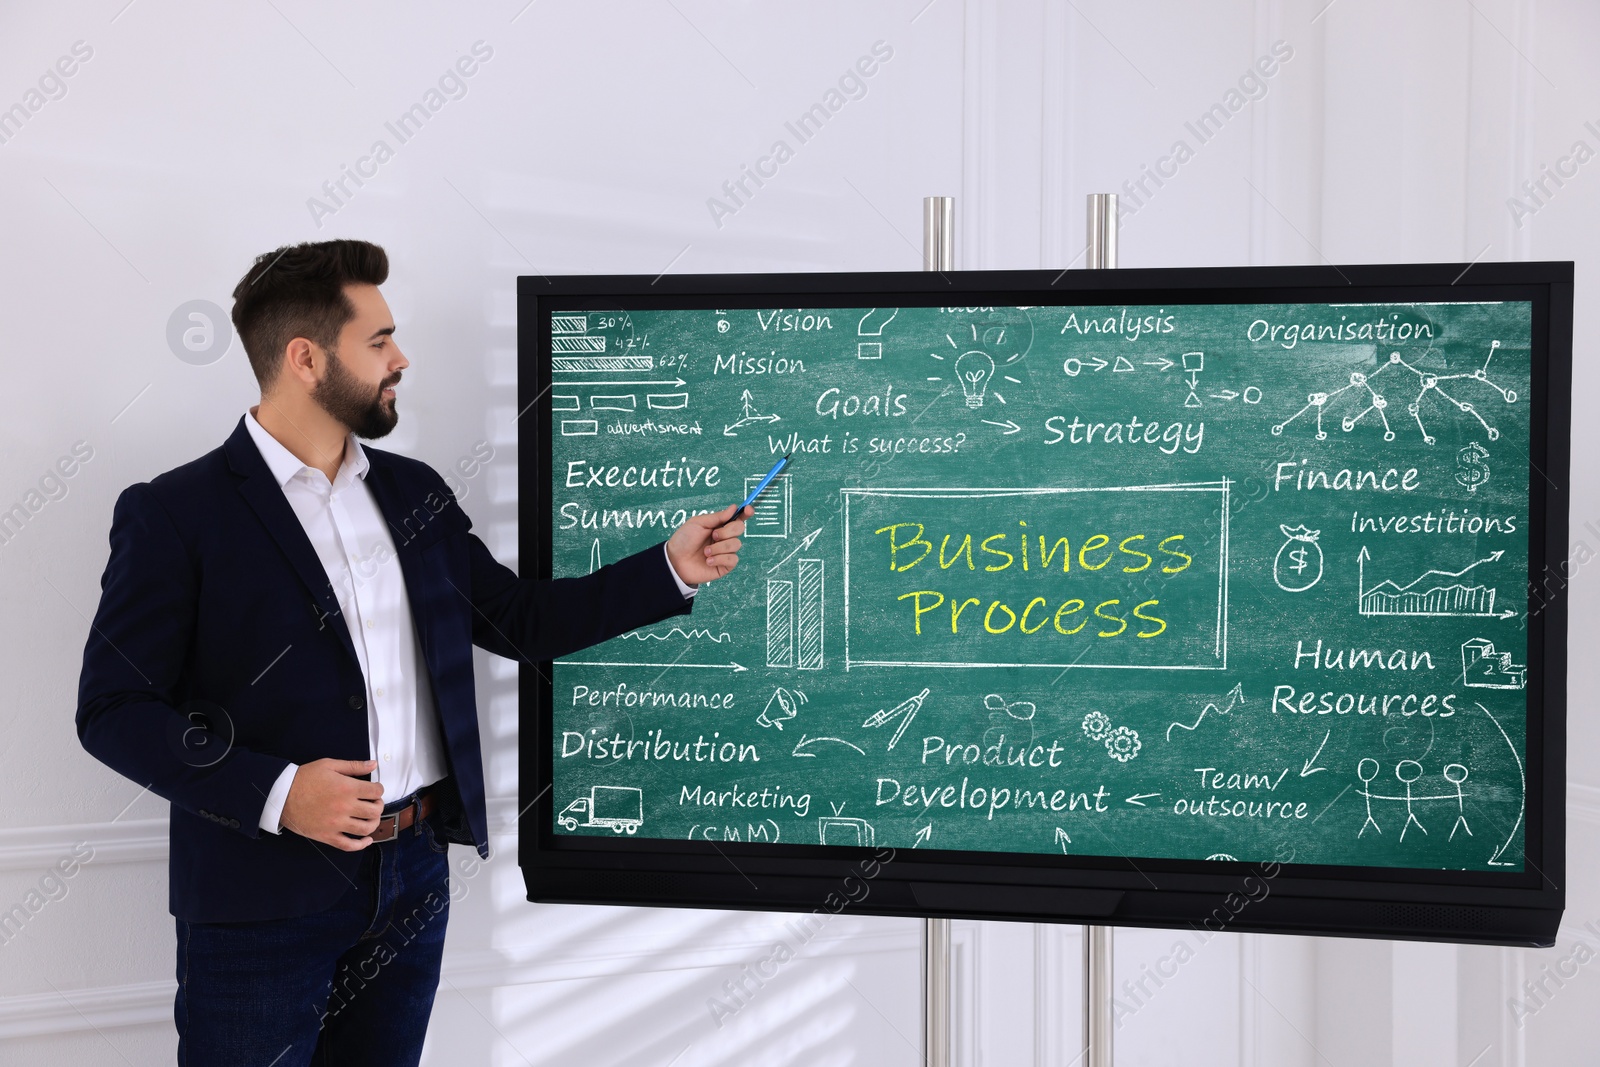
[{"xmin": 77, "ymin": 415, "xmax": 693, "ymax": 922}]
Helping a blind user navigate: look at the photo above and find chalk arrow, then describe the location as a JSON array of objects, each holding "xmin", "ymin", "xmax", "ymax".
[
  {"xmin": 914, "ymin": 825, "xmax": 933, "ymax": 848},
  {"xmin": 792, "ymin": 733, "xmax": 867, "ymax": 757},
  {"xmin": 559, "ymin": 659, "xmax": 748, "ymax": 672},
  {"xmin": 1301, "ymin": 729, "xmax": 1331, "ymax": 777},
  {"xmin": 1211, "ymin": 389, "xmax": 1240, "ymax": 400},
  {"xmin": 1124, "ymin": 793, "xmax": 1162, "ymax": 807},
  {"xmin": 768, "ymin": 527, "xmax": 825, "ymax": 573},
  {"xmin": 555, "ymin": 377, "xmax": 688, "ymax": 387},
  {"xmin": 1496, "ymin": 608, "xmax": 1517, "ymax": 620},
  {"xmin": 1055, "ymin": 827, "xmax": 1072, "ymax": 854},
  {"xmin": 1086, "ymin": 357, "xmax": 1109, "ymax": 372},
  {"xmin": 1144, "ymin": 357, "xmax": 1176, "ymax": 371},
  {"xmin": 981, "ymin": 418, "xmax": 1022, "ymax": 435}
]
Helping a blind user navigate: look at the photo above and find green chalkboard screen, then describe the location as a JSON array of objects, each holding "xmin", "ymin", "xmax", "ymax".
[{"xmin": 522, "ymin": 264, "xmax": 1569, "ymax": 946}]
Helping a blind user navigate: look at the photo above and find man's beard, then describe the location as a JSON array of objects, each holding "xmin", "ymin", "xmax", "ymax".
[{"xmin": 312, "ymin": 346, "xmax": 398, "ymax": 439}]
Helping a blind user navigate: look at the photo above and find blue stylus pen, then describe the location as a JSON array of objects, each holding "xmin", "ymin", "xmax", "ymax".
[{"xmin": 720, "ymin": 453, "xmax": 790, "ymax": 528}]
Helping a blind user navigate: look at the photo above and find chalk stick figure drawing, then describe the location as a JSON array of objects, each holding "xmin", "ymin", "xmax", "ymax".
[
  {"xmin": 1354, "ymin": 758, "xmax": 1474, "ymax": 843},
  {"xmin": 1444, "ymin": 763, "xmax": 1472, "ymax": 840},
  {"xmin": 1395, "ymin": 760, "xmax": 1428, "ymax": 841},
  {"xmin": 1357, "ymin": 758, "xmax": 1383, "ymax": 837}
]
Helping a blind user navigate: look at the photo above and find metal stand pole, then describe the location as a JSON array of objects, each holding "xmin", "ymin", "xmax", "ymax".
[
  {"xmin": 924, "ymin": 196, "xmax": 954, "ymax": 272},
  {"xmin": 922, "ymin": 194, "xmax": 954, "ymax": 1067},
  {"xmin": 1082, "ymin": 191, "xmax": 1118, "ymax": 1067}
]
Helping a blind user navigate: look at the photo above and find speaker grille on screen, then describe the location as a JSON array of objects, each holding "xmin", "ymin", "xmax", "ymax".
[{"xmin": 1374, "ymin": 904, "xmax": 1492, "ymax": 932}]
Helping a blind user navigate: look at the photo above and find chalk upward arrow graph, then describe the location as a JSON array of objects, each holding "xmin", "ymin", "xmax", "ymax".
[
  {"xmin": 1358, "ymin": 547, "xmax": 1515, "ymax": 619},
  {"xmin": 1167, "ymin": 682, "xmax": 1245, "ymax": 741}
]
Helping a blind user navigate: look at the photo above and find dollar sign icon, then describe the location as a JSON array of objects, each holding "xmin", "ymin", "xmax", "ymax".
[
  {"xmin": 1456, "ymin": 441, "xmax": 1490, "ymax": 495},
  {"xmin": 1274, "ymin": 525, "xmax": 1324, "ymax": 592}
]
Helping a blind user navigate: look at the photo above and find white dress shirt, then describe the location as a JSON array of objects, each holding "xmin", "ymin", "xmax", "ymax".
[{"xmin": 244, "ymin": 409, "xmax": 697, "ymax": 834}]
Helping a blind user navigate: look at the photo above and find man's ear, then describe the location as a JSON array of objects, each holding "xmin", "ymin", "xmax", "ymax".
[{"xmin": 281, "ymin": 337, "xmax": 321, "ymax": 388}]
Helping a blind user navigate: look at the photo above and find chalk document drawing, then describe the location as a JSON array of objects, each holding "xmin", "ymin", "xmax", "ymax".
[{"xmin": 744, "ymin": 473, "xmax": 792, "ymax": 538}]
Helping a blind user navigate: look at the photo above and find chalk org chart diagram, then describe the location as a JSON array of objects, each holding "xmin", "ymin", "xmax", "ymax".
[{"xmin": 548, "ymin": 300, "xmax": 1531, "ymax": 873}]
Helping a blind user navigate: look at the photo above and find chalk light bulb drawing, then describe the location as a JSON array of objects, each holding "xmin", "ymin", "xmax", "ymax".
[{"xmin": 955, "ymin": 350, "xmax": 995, "ymax": 408}]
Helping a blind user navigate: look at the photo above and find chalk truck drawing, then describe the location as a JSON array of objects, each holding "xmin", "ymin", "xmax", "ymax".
[{"xmin": 558, "ymin": 786, "xmax": 643, "ymax": 834}]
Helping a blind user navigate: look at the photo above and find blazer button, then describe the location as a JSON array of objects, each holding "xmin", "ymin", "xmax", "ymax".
[{"xmin": 348, "ymin": 695, "xmax": 364, "ymax": 710}]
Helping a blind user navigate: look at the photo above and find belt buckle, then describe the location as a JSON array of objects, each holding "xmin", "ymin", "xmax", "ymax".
[{"xmin": 374, "ymin": 794, "xmax": 419, "ymax": 843}]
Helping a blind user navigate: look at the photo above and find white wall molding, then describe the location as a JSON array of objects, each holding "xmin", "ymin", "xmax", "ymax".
[{"xmin": 0, "ymin": 921, "xmax": 913, "ymax": 1041}]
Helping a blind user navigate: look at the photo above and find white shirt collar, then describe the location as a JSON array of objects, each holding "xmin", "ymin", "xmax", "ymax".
[{"xmin": 244, "ymin": 407, "xmax": 369, "ymax": 489}]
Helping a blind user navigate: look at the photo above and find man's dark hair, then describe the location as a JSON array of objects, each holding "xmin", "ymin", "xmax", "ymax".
[{"xmin": 230, "ymin": 239, "xmax": 389, "ymax": 390}]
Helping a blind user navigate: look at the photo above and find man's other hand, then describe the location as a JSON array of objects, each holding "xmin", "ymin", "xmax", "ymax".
[
  {"xmin": 666, "ymin": 504, "xmax": 751, "ymax": 585},
  {"xmin": 280, "ymin": 758, "xmax": 385, "ymax": 851}
]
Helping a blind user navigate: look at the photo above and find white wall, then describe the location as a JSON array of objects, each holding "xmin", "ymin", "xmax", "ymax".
[{"xmin": 0, "ymin": 1, "xmax": 1595, "ymax": 1063}]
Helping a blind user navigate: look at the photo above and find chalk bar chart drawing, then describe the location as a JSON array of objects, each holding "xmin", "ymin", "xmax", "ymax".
[
  {"xmin": 766, "ymin": 552, "xmax": 824, "ymax": 669},
  {"xmin": 1357, "ymin": 547, "xmax": 1513, "ymax": 618}
]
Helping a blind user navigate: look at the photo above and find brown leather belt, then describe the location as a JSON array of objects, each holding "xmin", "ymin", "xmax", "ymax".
[{"xmin": 369, "ymin": 788, "xmax": 436, "ymax": 843}]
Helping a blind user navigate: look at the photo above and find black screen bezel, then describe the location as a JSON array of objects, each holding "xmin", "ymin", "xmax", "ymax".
[{"xmin": 516, "ymin": 262, "xmax": 1570, "ymax": 946}]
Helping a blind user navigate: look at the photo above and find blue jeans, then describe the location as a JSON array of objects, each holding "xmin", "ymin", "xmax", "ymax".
[{"xmin": 175, "ymin": 806, "xmax": 452, "ymax": 1067}]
